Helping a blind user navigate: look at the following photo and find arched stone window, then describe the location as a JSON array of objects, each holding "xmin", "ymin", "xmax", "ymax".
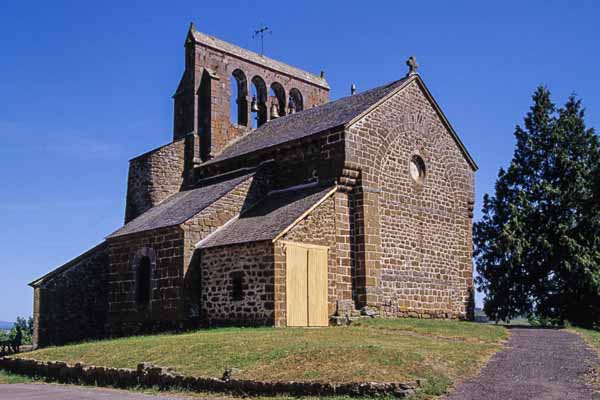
[
  {"xmin": 136, "ymin": 257, "xmax": 151, "ymax": 305},
  {"xmin": 269, "ymin": 82, "xmax": 286, "ymax": 119},
  {"xmin": 230, "ymin": 69, "xmax": 248, "ymax": 126},
  {"xmin": 409, "ymin": 154, "xmax": 427, "ymax": 184},
  {"xmin": 133, "ymin": 248, "xmax": 155, "ymax": 307},
  {"xmin": 289, "ymin": 88, "xmax": 303, "ymax": 112},
  {"xmin": 230, "ymin": 271, "xmax": 245, "ymax": 301},
  {"xmin": 251, "ymin": 76, "xmax": 268, "ymax": 128}
]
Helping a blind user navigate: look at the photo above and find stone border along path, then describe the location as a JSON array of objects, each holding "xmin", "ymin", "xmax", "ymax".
[
  {"xmin": 0, "ymin": 358, "xmax": 418, "ymax": 398},
  {"xmin": 445, "ymin": 327, "xmax": 600, "ymax": 400}
]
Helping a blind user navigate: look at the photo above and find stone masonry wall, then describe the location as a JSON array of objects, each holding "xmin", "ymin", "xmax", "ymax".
[
  {"xmin": 197, "ymin": 129, "xmax": 345, "ymax": 192},
  {"xmin": 108, "ymin": 175, "xmax": 263, "ymax": 334},
  {"xmin": 33, "ymin": 243, "xmax": 109, "ymax": 347},
  {"xmin": 106, "ymin": 227, "xmax": 186, "ymax": 336},
  {"xmin": 200, "ymin": 241, "xmax": 275, "ymax": 326},
  {"xmin": 346, "ymin": 78, "xmax": 475, "ymax": 319},
  {"xmin": 182, "ymin": 175, "xmax": 265, "ymax": 319},
  {"xmin": 125, "ymin": 139, "xmax": 185, "ymax": 223},
  {"xmin": 273, "ymin": 194, "xmax": 344, "ymax": 326}
]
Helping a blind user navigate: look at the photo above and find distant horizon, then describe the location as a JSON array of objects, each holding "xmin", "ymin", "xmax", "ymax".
[{"xmin": 1, "ymin": 1, "xmax": 599, "ymax": 320}]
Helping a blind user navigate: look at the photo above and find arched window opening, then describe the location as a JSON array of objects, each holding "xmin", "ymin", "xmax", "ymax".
[
  {"xmin": 251, "ymin": 76, "xmax": 268, "ymax": 128},
  {"xmin": 289, "ymin": 88, "xmax": 303, "ymax": 113},
  {"xmin": 409, "ymin": 154, "xmax": 427, "ymax": 185},
  {"xmin": 230, "ymin": 69, "xmax": 248, "ymax": 126},
  {"xmin": 136, "ymin": 256, "xmax": 151, "ymax": 305},
  {"xmin": 269, "ymin": 82, "xmax": 286, "ymax": 119},
  {"xmin": 231, "ymin": 271, "xmax": 245, "ymax": 301}
]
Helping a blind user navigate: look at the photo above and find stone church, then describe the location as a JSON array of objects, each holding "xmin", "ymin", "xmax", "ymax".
[{"xmin": 29, "ymin": 23, "xmax": 477, "ymax": 347}]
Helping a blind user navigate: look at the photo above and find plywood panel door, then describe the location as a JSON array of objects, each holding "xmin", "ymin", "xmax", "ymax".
[
  {"xmin": 285, "ymin": 242, "xmax": 329, "ymax": 327},
  {"xmin": 286, "ymin": 244, "xmax": 308, "ymax": 327},
  {"xmin": 307, "ymin": 248, "xmax": 328, "ymax": 327}
]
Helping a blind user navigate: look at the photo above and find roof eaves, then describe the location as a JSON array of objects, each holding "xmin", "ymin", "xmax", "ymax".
[
  {"xmin": 107, "ymin": 173, "xmax": 255, "ymax": 239},
  {"xmin": 29, "ymin": 242, "xmax": 108, "ymax": 287}
]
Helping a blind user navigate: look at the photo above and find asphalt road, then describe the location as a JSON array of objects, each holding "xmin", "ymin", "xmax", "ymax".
[
  {"xmin": 445, "ymin": 328, "xmax": 600, "ymax": 400},
  {"xmin": 0, "ymin": 384, "xmax": 197, "ymax": 399}
]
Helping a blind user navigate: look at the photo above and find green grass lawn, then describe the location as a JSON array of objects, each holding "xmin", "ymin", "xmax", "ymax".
[
  {"xmin": 20, "ymin": 319, "xmax": 507, "ymax": 390},
  {"xmin": 0, "ymin": 369, "xmax": 35, "ymax": 384},
  {"xmin": 574, "ymin": 327, "xmax": 600, "ymax": 354}
]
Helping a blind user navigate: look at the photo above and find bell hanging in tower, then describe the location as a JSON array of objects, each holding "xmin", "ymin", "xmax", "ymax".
[
  {"xmin": 270, "ymin": 102, "xmax": 280, "ymax": 119},
  {"xmin": 250, "ymin": 96, "xmax": 259, "ymax": 113}
]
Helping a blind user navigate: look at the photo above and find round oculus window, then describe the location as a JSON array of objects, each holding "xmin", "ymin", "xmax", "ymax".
[{"xmin": 409, "ymin": 155, "xmax": 426, "ymax": 184}]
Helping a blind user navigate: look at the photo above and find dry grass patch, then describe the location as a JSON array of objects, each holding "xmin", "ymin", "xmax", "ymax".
[
  {"xmin": 23, "ymin": 319, "xmax": 507, "ymax": 386},
  {"xmin": 572, "ymin": 327, "xmax": 600, "ymax": 390}
]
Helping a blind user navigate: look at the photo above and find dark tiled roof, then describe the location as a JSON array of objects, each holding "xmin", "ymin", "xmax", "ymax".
[
  {"xmin": 198, "ymin": 184, "xmax": 335, "ymax": 249},
  {"xmin": 29, "ymin": 242, "xmax": 108, "ymax": 287},
  {"xmin": 204, "ymin": 78, "xmax": 408, "ymax": 166},
  {"xmin": 108, "ymin": 172, "xmax": 254, "ymax": 238}
]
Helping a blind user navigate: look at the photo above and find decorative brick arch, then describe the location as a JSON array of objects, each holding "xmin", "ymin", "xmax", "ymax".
[{"xmin": 373, "ymin": 113, "xmax": 444, "ymax": 186}]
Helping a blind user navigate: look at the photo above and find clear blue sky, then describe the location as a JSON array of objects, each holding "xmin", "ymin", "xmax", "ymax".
[{"xmin": 1, "ymin": 1, "xmax": 598, "ymax": 321}]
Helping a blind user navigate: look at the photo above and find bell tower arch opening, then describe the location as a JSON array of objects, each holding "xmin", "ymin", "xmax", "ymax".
[
  {"xmin": 289, "ymin": 88, "xmax": 304, "ymax": 112},
  {"xmin": 173, "ymin": 25, "xmax": 329, "ymax": 155},
  {"xmin": 251, "ymin": 76, "xmax": 268, "ymax": 128},
  {"xmin": 230, "ymin": 69, "xmax": 249, "ymax": 126},
  {"xmin": 269, "ymin": 82, "xmax": 286, "ymax": 119}
]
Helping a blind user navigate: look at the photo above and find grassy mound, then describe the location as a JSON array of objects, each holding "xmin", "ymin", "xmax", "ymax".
[{"xmin": 22, "ymin": 319, "xmax": 507, "ymax": 386}]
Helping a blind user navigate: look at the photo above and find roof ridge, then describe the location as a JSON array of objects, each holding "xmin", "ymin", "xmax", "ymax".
[
  {"xmin": 192, "ymin": 30, "xmax": 329, "ymax": 89},
  {"xmin": 203, "ymin": 77, "xmax": 408, "ymax": 166}
]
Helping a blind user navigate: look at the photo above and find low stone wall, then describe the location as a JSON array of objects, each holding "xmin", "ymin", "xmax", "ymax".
[{"xmin": 0, "ymin": 357, "xmax": 418, "ymax": 398}]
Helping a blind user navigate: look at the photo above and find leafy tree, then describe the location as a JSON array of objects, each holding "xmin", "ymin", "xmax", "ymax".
[
  {"xmin": 9, "ymin": 317, "xmax": 33, "ymax": 345},
  {"xmin": 475, "ymin": 86, "xmax": 600, "ymax": 328}
]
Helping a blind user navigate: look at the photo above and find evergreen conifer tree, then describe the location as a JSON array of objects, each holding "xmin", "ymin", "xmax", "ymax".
[{"xmin": 475, "ymin": 87, "xmax": 600, "ymax": 328}]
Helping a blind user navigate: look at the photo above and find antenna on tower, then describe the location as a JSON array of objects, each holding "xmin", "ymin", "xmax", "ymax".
[{"xmin": 252, "ymin": 25, "xmax": 272, "ymax": 56}]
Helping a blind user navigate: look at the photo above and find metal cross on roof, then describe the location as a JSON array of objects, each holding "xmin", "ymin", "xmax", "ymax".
[
  {"xmin": 253, "ymin": 25, "xmax": 272, "ymax": 56},
  {"xmin": 406, "ymin": 56, "xmax": 419, "ymax": 76}
]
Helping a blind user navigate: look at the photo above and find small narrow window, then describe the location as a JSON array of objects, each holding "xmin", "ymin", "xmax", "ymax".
[
  {"xmin": 231, "ymin": 271, "xmax": 244, "ymax": 301},
  {"xmin": 136, "ymin": 256, "xmax": 151, "ymax": 305},
  {"xmin": 409, "ymin": 155, "xmax": 427, "ymax": 184}
]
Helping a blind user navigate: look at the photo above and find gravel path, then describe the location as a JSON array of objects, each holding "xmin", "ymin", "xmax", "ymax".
[
  {"xmin": 445, "ymin": 328, "xmax": 600, "ymax": 400},
  {"xmin": 0, "ymin": 384, "xmax": 199, "ymax": 399}
]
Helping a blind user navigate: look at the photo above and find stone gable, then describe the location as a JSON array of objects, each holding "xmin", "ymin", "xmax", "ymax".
[{"xmin": 346, "ymin": 79, "xmax": 475, "ymax": 318}]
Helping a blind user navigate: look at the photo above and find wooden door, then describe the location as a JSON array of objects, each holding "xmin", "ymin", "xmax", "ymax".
[
  {"xmin": 307, "ymin": 248, "xmax": 328, "ymax": 326},
  {"xmin": 286, "ymin": 244, "xmax": 308, "ymax": 327},
  {"xmin": 285, "ymin": 242, "xmax": 328, "ymax": 327}
]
